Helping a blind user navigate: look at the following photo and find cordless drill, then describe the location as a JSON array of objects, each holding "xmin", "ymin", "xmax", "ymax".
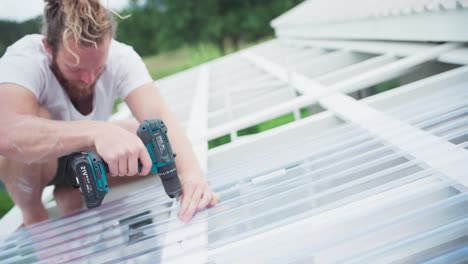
[{"xmin": 67, "ymin": 119, "xmax": 182, "ymax": 208}]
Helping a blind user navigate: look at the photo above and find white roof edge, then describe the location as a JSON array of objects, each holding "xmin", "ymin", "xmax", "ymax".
[{"xmin": 272, "ymin": 1, "xmax": 468, "ymax": 42}]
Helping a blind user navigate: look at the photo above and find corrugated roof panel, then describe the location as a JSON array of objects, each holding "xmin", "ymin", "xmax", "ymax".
[
  {"xmin": 272, "ymin": 0, "xmax": 468, "ymax": 42},
  {"xmin": 365, "ymin": 66, "xmax": 468, "ymax": 150},
  {"xmin": 5, "ymin": 81, "xmax": 466, "ymax": 261},
  {"xmin": 272, "ymin": 0, "xmax": 468, "ymax": 27},
  {"xmin": 2, "ymin": 73, "xmax": 468, "ymax": 264},
  {"xmin": 207, "ymin": 50, "xmax": 299, "ymax": 128},
  {"xmin": 156, "ymin": 67, "xmax": 199, "ymax": 124}
]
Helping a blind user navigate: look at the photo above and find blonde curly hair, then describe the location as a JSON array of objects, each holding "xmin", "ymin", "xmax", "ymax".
[{"xmin": 42, "ymin": 0, "xmax": 116, "ymax": 63}]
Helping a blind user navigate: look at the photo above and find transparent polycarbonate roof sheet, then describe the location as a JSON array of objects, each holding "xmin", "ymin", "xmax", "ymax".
[
  {"xmin": 207, "ymin": 50, "xmax": 299, "ymax": 128},
  {"xmin": 205, "ymin": 73, "xmax": 467, "ymax": 262},
  {"xmin": 310, "ymin": 191, "xmax": 468, "ymax": 263},
  {"xmin": 315, "ymin": 54, "xmax": 399, "ymax": 86},
  {"xmin": 2, "ymin": 106, "xmax": 468, "ymax": 262},
  {"xmin": 207, "ymin": 151, "xmax": 426, "ymax": 248},
  {"xmin": 208, "ymin": 84, "xmax": 295, "ymax": 128},
  {"xmin": 156, "ymin": 67, "xmax": 199, "ymax": 123},
  {"xmin": 205, "ymin": 121, "xmax": 468, "ymax": 263},
  {"xmin": 244, "ymin": 180, "xmax": 467, "ymax": 264},
  {"xmin": 0, "ymin": 184, "xmax": 174, "ymax": 263},
  {"xmin": 207, "ymin": 114, "xmax": 347, "ymax": 186},
  {"xmin": 207, "ymin": 100, "xmax": 467, "ymax": 187},
  {"xmin": 209, "ymin": 75, "xmax": 287, "ymax": 110},
  {"xmin": 208, "ymin": 54, "xmax": 265, "ymax": 91},
  {"xmin": 4, "ymin": 102, "xmax": 465, "ymax": 263},
  {"xmin": 204, "ymin": 109, "xmax": 468, "ymax": 250},
  {"xmin": 248, "ymin": 41, "xmax": 381, "ymax": 81},
  {"xmin": 374, "ymin": 77, "xmax": 468, "ymax": 149}
]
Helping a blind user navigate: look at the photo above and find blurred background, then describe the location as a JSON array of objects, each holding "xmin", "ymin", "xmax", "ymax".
[{"xmin": 1, "ymin": 0, "xmax": 303, "ymax": 79}]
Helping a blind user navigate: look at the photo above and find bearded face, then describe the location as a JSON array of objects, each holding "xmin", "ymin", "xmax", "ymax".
[
  {"xmin": 49, "ymin": 56, "xmax": 96, "ymax": 101},
  {"xmin": 43, "ymin": 36, "xmax": 110, "ymax": 103}
]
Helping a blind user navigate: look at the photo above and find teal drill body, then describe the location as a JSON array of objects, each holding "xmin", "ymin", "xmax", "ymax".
[{"xmin": 70, "ymin": 119, "xmax": 182, "ymax": 208}]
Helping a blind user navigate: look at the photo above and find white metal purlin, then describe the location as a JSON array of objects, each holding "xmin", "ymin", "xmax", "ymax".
[
  {"xmin": 244, "ymin": 42, "xmax": 456, "ymax": 123},
  {"xmin": 284, "ymin": 39, "xmax": 438, "ymax": 57},
  {"xmin": 246, "ymin": 42, "xmax": 460, "ymax": 97},
  {"xmin": 316, "ymin": 54, "xmax": 397, "ymax": 85},
  {"xmin": 161, "ymin": 65, "xmax": 210, "ymax": 264},
  {"xmin": 438, "ymin": 47, "xmax": 468, "ymax": 65},
  {"xmin": 187, "ymin": 65, "xmax": 210, "ymax": 170},
  {"xmin": 207, "ymin": 42, "xmax": 460, "ymax": 141},
  {"xmin": 239, "ymin": 46, "xmax": 307, "ymax": 121},
  {"xmin": 324, "ymin": 43, "xmax": 460, "ymax": 94},
  {"xmin": 224, "ymin": 89, "xmax": 238, "ymax": 142}
]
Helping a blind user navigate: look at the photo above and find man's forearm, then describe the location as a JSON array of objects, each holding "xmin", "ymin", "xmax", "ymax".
[
  {"xmin": 124, "ymin": 83, "xmax": 205, "ymax": 180},
  {"xmin": 168, "ymin": 120, "xmax": 204, "ymax": 180},
  {"xmin": 0, "ymin": 115, "xmax": 99, "ymax": 163}
]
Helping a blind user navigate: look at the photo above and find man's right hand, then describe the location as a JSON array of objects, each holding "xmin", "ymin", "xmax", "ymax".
[{"xmin": 93, "ymin": 123, "xmax": 152, "ymax": 177}]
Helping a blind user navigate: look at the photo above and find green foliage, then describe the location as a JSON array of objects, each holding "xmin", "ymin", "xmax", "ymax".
[
  {"xmin": 300, "ymin": 108, "xmax": 310, "ymax": 118},
  {"xmin": 237, "ymin": 112, "xmax": 296, "ymax": 137},
  {"xmin": 116, "ymin": 0, "xmax": 303, "ymax": 56},
  {"xmin": 208, "ymin": 135, "xmax": 231, "ymax": 149},
  {"xmin": 207, "ymin": 112, "xmax": 304, "ymax": 149},
  {"xmin": 143, "ymin": 43, "xmax": 223, "ymax": 80},
  {"xmin": 113, "ymin": 98, "xmax": 124, "ymax": 114},
  {"xmin": 0, "ymin": 191, "xmax": 14, "ymax": 218},
  {"xmin": 375, "ymin": 79, "xmax": 400, "ymax": 93}
]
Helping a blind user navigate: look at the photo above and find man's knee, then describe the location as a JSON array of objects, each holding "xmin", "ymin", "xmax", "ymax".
[
  {"xmin": 0, "ymin": 156, "xmax": 56, "ymax": 225},
  {"xmin": 0, "ymin": 153, "xmax": 58, "ymax": 209},
  {"xmin": 53, "ymin": 185, "xmax": 83, "ymax": 214}
]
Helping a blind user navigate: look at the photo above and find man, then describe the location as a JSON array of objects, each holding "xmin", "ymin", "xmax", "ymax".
[{"xmin": 0, "ymin": 0, "xmax": 219, "ymax": 226}]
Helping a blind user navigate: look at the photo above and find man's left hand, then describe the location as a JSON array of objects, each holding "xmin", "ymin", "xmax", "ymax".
[{"xmin": 178, "ymin": 177, "xmax": 219, "ymax": 223}]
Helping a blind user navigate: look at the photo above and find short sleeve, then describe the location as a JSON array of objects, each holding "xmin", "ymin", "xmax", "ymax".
[
  {"xmin": 114, "ymin": 44, "xmax": 153, "ymax": 99},
  {"xmin": 0, "ymin": 41, "xmax": 46, "ymax": 99}
]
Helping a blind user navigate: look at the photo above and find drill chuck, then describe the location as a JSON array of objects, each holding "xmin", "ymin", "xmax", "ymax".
[
  {"xmin": 138, "ymin": 119, "xmax": 182, "ymax": 199},
  {"xmin": 158, "ymin": 162, "xmax": 182, "ymax": 198}
]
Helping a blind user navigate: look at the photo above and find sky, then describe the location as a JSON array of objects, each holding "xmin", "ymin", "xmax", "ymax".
[{"xmin": 0, "ymin": 0, "xmax": 130, "ymax": 22}]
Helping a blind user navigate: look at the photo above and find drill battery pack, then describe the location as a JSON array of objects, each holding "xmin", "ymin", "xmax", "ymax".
[{"xmin": 68, "ymin": 152, "xmax": 109, "ymax": 208}]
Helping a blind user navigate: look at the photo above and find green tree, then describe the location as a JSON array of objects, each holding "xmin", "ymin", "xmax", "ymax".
[{"xmin": 116, "ymin": 0, "xmax": 304, "ymax": 56}]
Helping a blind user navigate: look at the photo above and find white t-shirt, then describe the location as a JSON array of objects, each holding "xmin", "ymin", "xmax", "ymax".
[{"xmin": 0, "ymin": 34, "xmax": 153, "ymax": 121}]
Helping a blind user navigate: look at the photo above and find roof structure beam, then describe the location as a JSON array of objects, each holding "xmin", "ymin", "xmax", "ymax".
[{"xmin": 208, "ymin": 42, "xmax": 459, "ymax": 140}]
